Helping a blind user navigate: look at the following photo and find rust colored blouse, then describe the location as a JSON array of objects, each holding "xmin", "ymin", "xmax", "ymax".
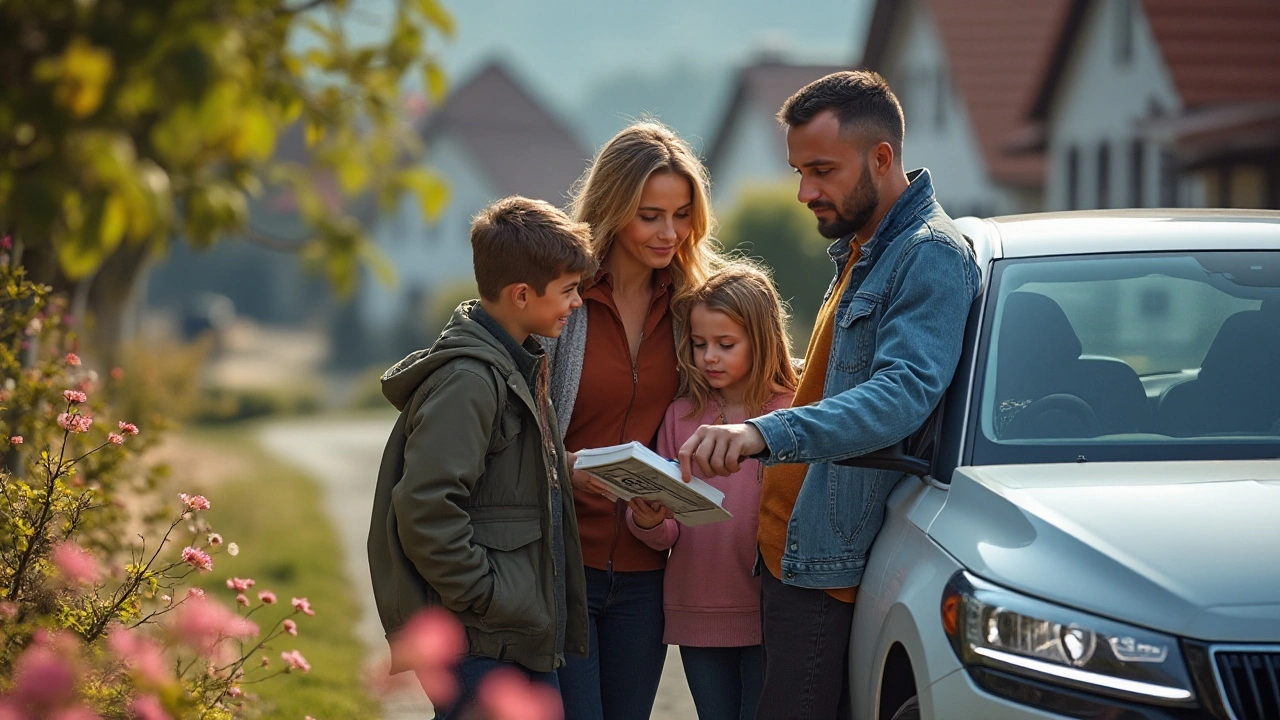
[{"xmin": 562, "ymin": 269, "xmax": 680, "ymax": 572}]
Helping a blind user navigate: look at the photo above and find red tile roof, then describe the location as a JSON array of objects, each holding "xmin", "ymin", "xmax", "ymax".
[
  {"xmin": 1142, "ymin": 0, "xmax": 1280, "ymax": 108},
  {"xmin": 863, "ymin": 0, "xmax": 1071, "ymax": 188}
]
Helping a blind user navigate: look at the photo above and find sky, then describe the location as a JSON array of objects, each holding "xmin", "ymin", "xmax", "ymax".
[{"xmin": 346, "ymin": 0, "xmax": 873, "ymax": 112}]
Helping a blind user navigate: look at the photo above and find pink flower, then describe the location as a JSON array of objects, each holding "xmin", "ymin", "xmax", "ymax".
[
  {"xmin": 0, "ymin": 235, "xmax": 11, "ymax": 250},
  {"xmin": 282, "ymin": 619, "xmax": 297, "ymax": 636},
  {"xmin": 129, "ymin": 694, "xmax": 170, "ymax": 720},
  {"xmin": 258, "ymin": 590, "xmax": 277, "ymax": 604},
  {"xmin": 51, "ymin": 541, "xmax": 99, "ymax": 585},
  {"xmin": 178, "ymin": 493, "xmax": 210, "ymax": 511},
  {"xmin": 479, "ymin": 667, "xmax": 564, "ymax": 720},
  {"xmin": 207, "ymin": 533, "xmax": 223, "ymax": 546},
  {"xmin": 62, "ymin": 389, "xmax": 87, "ymax": 404},
  {"xmin": 8, "ymin": 436, "xmax": 20, "ymax": 445},
  {"xmin": 171, "ymin": 596, "xmax": 258, "ymax": 655},
  {"xmin": 280, "ymin": 649, "xmax": 311, "ymax": 673},
  {"xmin": 291, "ymin": 597, "xmax": 315, "ymax": 616},
  {"xmin": 107, "ymin": 433, "xmax": 124, "ymax": 446},
  {"xmin": 64, "ymin": 353, "xmax": 80, "ymax": 366},
  {"xmin": 226, "ymin": 577, "xmax": 255, "ymax": 592},
  {"xmin": 180, "ymin": 546, "xmax": 212, "ymax": 572},
  {"xmin": 389, "ymin": 607, "xmax": 466, "ymax": 678},
  {"xmin": 118, "ymin": 421, "xmax": 139, "ymax": 435},
  {"xmin": 110, "ymin": 367, "xmax": 125, "ymax": 381},
  {"xmin": 57, "ymin": 413, "xmax": 93, "ymax": 433},
  {"xmin": 9, "ymin": 645, "xmax": 76, "ymax": 710},
  {"xmin": 186, "ymin": 587, "xmax": 205, "ymax": 600},
  {"xmin": 235, "ymin": 593, "xmax": 249, "ymax": 607},
  {"xmin": 260, "ymin": 655, "xmax": 270, "ymax": 667},
  {"xmin": 108, "ymin": 627, "xmax": 171, "ymax": 687},
  {"xmin": 227, "ymin": 686, "xmax": 243, "ymax": 698}
]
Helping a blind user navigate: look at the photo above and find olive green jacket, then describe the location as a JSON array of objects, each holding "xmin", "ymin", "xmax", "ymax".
[{"xmin": 367, "ymin": 301, "xmax": 588, "ymax": 673}]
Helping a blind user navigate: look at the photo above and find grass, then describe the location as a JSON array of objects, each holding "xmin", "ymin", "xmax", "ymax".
[{"xmin": 180, "ymin": 423, "xmax": 381, "ymax": 720}]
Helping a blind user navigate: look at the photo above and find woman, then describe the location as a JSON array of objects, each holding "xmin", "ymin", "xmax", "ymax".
[{"xmin": 546, "ymin": 121, "xmax": 722, "ymax": 720}]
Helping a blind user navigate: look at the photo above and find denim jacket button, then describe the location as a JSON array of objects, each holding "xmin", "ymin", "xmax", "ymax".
[
  {"xmin": 785, "ymin": 572, "xmax": 794, "ymax": 579},
  {"xmin": 790, "ymin": 543, "xmax": 798, "ymax": 551}
]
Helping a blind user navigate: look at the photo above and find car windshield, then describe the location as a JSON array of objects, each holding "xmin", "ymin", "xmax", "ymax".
[{"xmin": 971, "ymin": 251, "xmax": 1280, "ymax": 465}]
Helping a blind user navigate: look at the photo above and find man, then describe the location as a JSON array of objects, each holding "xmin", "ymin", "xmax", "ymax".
[{"xmin": 678, "ymin": 71, "xmax": 979, "ymax": 718}]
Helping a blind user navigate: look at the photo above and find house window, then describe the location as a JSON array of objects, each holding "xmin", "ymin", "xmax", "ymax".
[
  {"xmin": 1097, "ymin": 142, "xmax": 1111, "ymax": 209},
  {"xmin": 1129, "ymin": 139, "xmax": 1145, "ymax": 207},
  {"xmin": 1066, "ymin": 146, "xmax": 1080, "ymax": 210},
  {"xmin": 1115, "ymin": 0, "xmax": 1134, "ymax": 65}
]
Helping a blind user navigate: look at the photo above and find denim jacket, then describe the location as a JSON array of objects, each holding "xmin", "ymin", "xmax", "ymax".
[{"xmin": 748, "ymin": 169, "xmax": 979, "ymax": 589}]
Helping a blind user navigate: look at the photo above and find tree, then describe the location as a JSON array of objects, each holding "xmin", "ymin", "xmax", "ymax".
[
  {"xmin": 0, "ymin": 0, "xmax": 453, "ymax": 356},
  {"xmin": 718, "ymin": 183, "xmax": 834, "ymax": 343}
]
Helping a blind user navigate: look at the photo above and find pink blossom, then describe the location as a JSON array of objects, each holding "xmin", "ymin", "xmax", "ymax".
[
  {"xmin": 280, "ymin": 649, "xmax": 311, "ymax": 673},
  {"xmin": 180, "ymin": 546, "xmax": 212, "ymax": 572},
  {"xmin": 48, "ymin": 707, "xmax": 100, "ymax": 720},
  {"xmin": 0, "ymin": 235, "xmax": 11, "ymax": 250},
  {"xmin": 8, "ymin": 436, "xmax": 20, "ymax": 445},
  {"xmin": 282, "ymin": 619, "xmax": 297, "ymax": 636},
  {"xmin": 107, "ymin": 626, "xmax": 170, "ymax": 687},
  {"xmin": 51, "ymin": 541, "xmax": 99, "ymax": 585},
  {"xmin": 9, "ymin": 638, "xmax": 78, "ymax": 712},
  {"xmin": 227, "ymin": 686, "xmax": 243, "ymax": 698},
  {"xmin": 178, "ymin": 493, "xmax": 210, "ymax": 511},
  {"xmin": 110, "ymin": 367, "xmax": 125, "ymax": 381},
  {"xmin": 479, "ymin": 668, "xmax": 564, "ymax": 720},
  {"xmin": 57, "ymin": 413, "xmax": 92, "ymax": 433},
  {"xmin": 64, "ymin": 353, "xmax": 80, "ymax": 366},
  {"xmin": 107, "ymin": 433, "xmax": 124, "ymax": 446},
  {"xmin": 0, "ymin": 602, "xmax": 17, "ymax": 619},
  {"xmin": 258, "ymin": 590, "xmax": 277, "ymax": 604},
  {"xmin": 62, "ymin": 389, "xmax": 87, "ymax": 404},
  {"xmin": 260, "ymin": 655, "xmax": 270, "ymax": 667},
  {"xmin": 171, "ymin": 596, "xmax": 259, "ymax": 655},
  {"xmin": 185, "ymin": 587, "xmax": 205, "ymax": 600},
  {"xmin": 129, "ymin": 694, "xmax": 170, "ymax": 720},
  {"xmin": 235, "ymin": 593, "xmax": 249, "ymax": 607},
  {"xmin": 291, "ymin": 597, "xmax": 315, "ymax": 616},
  {"xmin": 390, "ymin": 607, "xmax": 466, "ymax": 677},
  {"xmin": 118, "ymin": 421, "xmax": 139, "ymax": 435},
  {"xmin": 226, "ymin": 577, "xmax": 255, "ymax": 592},
  {"xmin": 207, "ymin": 533, "xmax": 222, "ymax": 546}
]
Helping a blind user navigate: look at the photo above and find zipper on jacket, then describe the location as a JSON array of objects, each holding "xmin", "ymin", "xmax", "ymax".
[{"xmin": 610, "ymin": 325, "xmax": 643, "ymax": 573}]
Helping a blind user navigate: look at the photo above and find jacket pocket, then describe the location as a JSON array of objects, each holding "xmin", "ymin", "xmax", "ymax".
[
  {"xmin": 470, "ymin": 513, "xmax": 551, "ymax": 635},
  {"xmin": 833, "ymin": 292, "xmax": 880, "ymax": 374}
]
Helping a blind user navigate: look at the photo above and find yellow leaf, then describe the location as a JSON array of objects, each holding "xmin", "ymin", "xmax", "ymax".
[
  {"xmin": 424, "ymin": 63, "xmax": 448, "ymax": 102},
  {"xmin": 100, "ymin": 194, "xmax": 128, "ymax": 248},
  {"xmin": 228, "ymin": 106, "xmax": 277, "ymax": 162},
  {"xmin": 399, "ymin": 168, "xmax": 449, "ymax": 221},
  {"xmin": 45, "ymin": 38, "xmax": 115, "ymax": 118},
  {"xmin": 304, "ymin": 122, "xmax": 325, "ymax": 148},
  {"xmin": 415, "ymin": 0, "xmax": 455, "ymax": 37}
]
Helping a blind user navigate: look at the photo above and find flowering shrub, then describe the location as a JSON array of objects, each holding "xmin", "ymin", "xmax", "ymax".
[{"xmin": 0, "ymin": 256, "xmax": 316, "ymax": 717}]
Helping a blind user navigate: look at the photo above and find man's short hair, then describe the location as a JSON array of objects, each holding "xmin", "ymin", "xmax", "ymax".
[
  {"xmin": 777, "ymin": 70, "xmax": 905, "ymax": 157},
  {"xmin": 471, "ymin": 196, "xmax": 596, "ymax": 302}
]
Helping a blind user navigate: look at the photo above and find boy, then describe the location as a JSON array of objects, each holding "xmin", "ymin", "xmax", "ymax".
[{"xmin": 368, "ymin": 196, "xmax": 595, "ymax": 716}]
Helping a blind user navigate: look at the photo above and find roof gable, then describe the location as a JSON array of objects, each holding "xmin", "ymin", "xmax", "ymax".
[{"xmin": 422, "ymin": 62, "xmax": 588, "ymax": 206}]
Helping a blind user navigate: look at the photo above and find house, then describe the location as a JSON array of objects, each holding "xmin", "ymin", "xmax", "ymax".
[
  {"xmin": 1029, "ymin": 0, "xmax": 1280, "ymax": 210},
  {"xmin": 351, "ymin": 61, "xmax": 590, "ymax": 360},
  {"xmin": 860, "ymin": 0, "xmax": 1071, "ymax": 217},
  {"xmin": 705, "ymin": 60, "xmax": 849, "ymax": 211}
]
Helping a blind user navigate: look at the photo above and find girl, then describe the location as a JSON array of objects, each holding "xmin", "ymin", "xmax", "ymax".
[
  {"xmin": 626, "ymin": 262, "xmax": 798, "ymax": 720},
  {"xmin": 545, "ymin": 120, "xmax": 723, "ymax": 720}
]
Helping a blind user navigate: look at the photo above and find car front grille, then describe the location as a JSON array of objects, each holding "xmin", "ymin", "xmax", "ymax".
[{"xmin": 1213, "ymin": 648, "xmax": 1280, "ymax": 720}]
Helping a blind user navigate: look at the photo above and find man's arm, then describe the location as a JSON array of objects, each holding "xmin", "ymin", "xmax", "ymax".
[
  {"xmin": 749, "ymin": 237, "xmax": 976, "ymax": 465},
  {"xmin": 390, "ymin": 366, "xmax": 498, "ymax": 615}
]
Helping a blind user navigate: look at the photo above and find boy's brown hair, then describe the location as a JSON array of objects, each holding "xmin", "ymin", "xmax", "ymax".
[{"xmin": 471, "ymin": 196, "xmax": 596, "ymax": 301}]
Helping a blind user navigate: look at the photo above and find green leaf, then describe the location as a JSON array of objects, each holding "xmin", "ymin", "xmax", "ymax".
[
  {"xmin": 414, "ymin": 0, "xmax": 455, "ymax": 37},
  {"xmin": 424, "ymin": 62, "xmax": 447, "ymax": 102}
]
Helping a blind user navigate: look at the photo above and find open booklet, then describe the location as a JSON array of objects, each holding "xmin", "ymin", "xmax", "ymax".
[{"xmin": 573, "ymin": 441, "xmax": 732, "ymax": 527}]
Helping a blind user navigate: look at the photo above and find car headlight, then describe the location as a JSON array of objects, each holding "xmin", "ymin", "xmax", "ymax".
[{"xmin": 942, "ymin": 571, "xmax": 1196, "ymax": 706}]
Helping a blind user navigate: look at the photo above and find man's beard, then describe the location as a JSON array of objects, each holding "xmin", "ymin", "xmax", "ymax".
[{"xmin": 810, "ymin": 169, "xmax": 879, "ymax": 240}]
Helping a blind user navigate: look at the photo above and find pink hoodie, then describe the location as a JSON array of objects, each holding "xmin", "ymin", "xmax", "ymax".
[{"xmin": 626, "ymin": 392, "xmax": 793, "ymax": 647}]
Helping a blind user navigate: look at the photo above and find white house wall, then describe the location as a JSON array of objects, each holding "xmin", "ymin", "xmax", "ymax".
[
  {"xmin": 713, "ymin": 105, "xmax": 791, "ymax": 212},
  {"xmin": 1045, "ymin": 0, "xmax": 1183, "ymax": 210},
  {"xmin": 361, "ymin": 133, "xmax": 494, "ymax": 332},
  {"xmin": 878, "ymin": 0, "xmax": 1025, "ymax": 217}
]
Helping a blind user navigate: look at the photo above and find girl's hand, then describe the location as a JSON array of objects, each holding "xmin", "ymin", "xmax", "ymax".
[{"xmin": 629, "ymin": 498, "xmax": 672, "ymax": 529}]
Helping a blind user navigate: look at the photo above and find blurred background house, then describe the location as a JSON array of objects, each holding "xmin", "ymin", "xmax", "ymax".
[{"xmin": 138, "ymin": 0, "xmax": 1280, "ymax": 393}]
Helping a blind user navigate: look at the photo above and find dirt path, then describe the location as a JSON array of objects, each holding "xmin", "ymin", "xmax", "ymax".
[{"xmin": 258, "ymin": 413, "xmax": 699, "ymax": 720}]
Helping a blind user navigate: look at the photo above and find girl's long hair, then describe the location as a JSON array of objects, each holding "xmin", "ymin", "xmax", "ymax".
[
  {"xmin": 569, "ymin": 120, "xmax": 721, "ymax": 308},
  {"xmin": 677, "ymin": 261, "xmax": 799, "ymax": 419}
]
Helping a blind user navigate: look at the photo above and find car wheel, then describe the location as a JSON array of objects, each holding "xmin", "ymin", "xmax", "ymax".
[{"xmin": 889, "ymin": 696, "xmax": 921, "ymax": 720}]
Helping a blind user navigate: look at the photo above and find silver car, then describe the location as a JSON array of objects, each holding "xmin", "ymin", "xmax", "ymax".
[{"xmin": 845, "ymin": 209, "xmax": 1280, "ymax": 720}]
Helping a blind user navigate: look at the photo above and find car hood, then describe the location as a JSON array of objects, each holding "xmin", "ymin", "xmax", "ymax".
[{"xmin": 930, "ymin": 461, "xmax": 1280, "ymax": 642}]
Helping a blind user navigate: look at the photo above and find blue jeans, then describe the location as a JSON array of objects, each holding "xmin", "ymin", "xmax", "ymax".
[
  {"xmin": 680, "ymin": 645, "xmax": 763, "ymax": 720},
  {"xmin": 558, "ymin": 567, "xmax": 666, "ymax": 720},
  {"xmin": 432, "ymin": 655, "xmax": 560, "ymax": 720}
]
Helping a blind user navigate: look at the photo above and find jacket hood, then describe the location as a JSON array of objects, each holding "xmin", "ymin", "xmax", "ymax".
[{"xmin": 380, "ymin": 300, "xmax": 516, "ymax": 411}]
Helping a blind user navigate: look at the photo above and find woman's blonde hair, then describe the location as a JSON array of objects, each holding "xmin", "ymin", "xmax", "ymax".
[
  {"xmin": 569, "ymin": 120, "xmax": 721, "ymax": 308},
  {"xmin": 677, "ymin": 262, "xmax": 799, "ymax": 419}
]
